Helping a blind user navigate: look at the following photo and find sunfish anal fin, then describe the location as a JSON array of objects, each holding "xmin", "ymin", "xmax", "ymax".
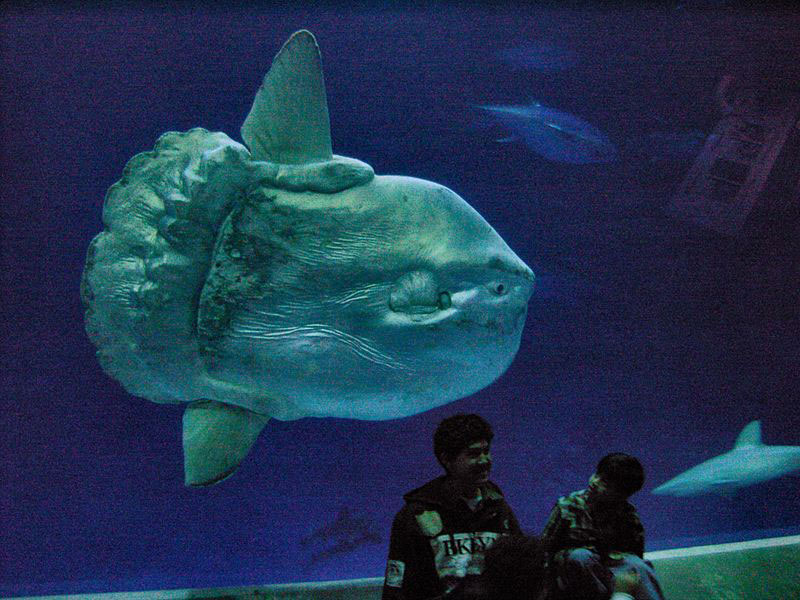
[
  {"xmin": 241, "ymin": 29, "xmax": 333, "ymax": 164},
  {"xmin": 182, "ymin": 400, "xmax": 270, "ymax": 487}
]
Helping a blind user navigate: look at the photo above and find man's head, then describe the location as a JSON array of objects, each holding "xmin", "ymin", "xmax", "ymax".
[
  {"xmin": 588, "ymin": 452, "xmax": 645, "ymax": 502},
  {"xmin": 434, "ymin": 414, "xmax": 494, "ymax": 485}
]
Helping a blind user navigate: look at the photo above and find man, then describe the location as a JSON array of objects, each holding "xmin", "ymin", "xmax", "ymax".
[
  {"xmin": 541, "ymin": 453, "xmax": 665, "ymax": 600},
  {"xmin": 382, "ymin": 414, "xmax": 521, "ymax": 600}
]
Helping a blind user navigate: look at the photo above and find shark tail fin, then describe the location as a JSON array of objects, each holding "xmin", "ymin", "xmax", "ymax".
[
  {"xmin": 734, "ymin": 420, "xmax": 763, "ymax": 448},
  {"xmin": 241, "ymin": 30, "xmax": 333, "ymax": 164}
]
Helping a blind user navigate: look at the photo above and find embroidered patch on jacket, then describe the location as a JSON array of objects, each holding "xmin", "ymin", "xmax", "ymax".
[
  {"xmin": 415, "ymin": 510, "xmax": 443, "ymax": 537},
  {"xmin": 384, "ymin": 559, "xmax": 405, "ymax": 588},
  {"xmin": 429, "ymin": 531, "xmax": 502, "ymax": 579}
]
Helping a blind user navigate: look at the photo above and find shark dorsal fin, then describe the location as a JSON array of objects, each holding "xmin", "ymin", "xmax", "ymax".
[
  {"xmin": 734, "ymin": 420, "xmax": 762, "ymax": 448},
  {"xmin": 241, "ymin": 30, "xmax": 333, "ymax": 164}
]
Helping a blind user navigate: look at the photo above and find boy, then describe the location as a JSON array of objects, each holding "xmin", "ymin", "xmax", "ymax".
[{"xmin": 541, "ymin": 453, "xmax": 664, "ymax": 600}]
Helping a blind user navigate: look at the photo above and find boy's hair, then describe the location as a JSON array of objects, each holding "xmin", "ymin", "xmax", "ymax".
[
  {"xmin": 596, "ymin": 452, "xmax": 645, "ymax": 496},
  {"xmin": 433, "ymin": 413, "xmax": 493, "ymax": 469}
]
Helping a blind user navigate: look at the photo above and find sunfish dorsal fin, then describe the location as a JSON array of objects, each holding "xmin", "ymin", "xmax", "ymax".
[
  {"xmin": 241, "ymin": 30, "xmax": 333, "ymax": 164},
  {"xmin": 734, "ymin": 420, "xmax": 762, "ymax": 448}
]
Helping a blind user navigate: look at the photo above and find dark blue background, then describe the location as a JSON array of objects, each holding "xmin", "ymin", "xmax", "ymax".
[{"xmin": 2, "ymin": 2, "xmax": 800, "ymax": 596}]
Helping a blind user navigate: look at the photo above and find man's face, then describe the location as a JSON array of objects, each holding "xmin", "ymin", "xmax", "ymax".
[
  {"xmin": 443, "ymin": 440, "xmax": 492, "ymax": 486},
  {"xmin": 587, "ymin": 472, "xmax": 626, "ymax": 504}
]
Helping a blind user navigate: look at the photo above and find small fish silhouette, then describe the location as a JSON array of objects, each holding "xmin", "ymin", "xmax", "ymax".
[{"xmin": 300, "ymin": 508, "xmax": 382, "ymax": 564}]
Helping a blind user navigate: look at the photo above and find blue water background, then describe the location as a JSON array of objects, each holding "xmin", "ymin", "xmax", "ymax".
[{"xmin": 2, "ymin": 2, "xmax": 800, "ymax": 596}]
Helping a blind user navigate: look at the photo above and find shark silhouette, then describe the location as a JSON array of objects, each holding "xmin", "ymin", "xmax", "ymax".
[
  {"xmin": 652, "ymin": 421, "xmax": 800, "ymax": 497},
  {"xmin": 477, "ymin": 102, "xmax": 617, "ymax": 164},
  {"xmin": 494, "ymin": 43, "xmax": 578, "ymax": 72}
]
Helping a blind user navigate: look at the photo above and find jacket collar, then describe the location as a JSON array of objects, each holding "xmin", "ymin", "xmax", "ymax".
[{"xmin": 404, "ymin": 475, "xmax": 505, "ymax": 510}]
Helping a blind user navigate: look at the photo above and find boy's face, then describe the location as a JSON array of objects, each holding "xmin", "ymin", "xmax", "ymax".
[
  {"xmin": 443, "ymin": 440, "xmax": 492, "ymax": 486},
  {"xmin": 587, "ymin": 472, "xmax": 627, "ymax": 503}
]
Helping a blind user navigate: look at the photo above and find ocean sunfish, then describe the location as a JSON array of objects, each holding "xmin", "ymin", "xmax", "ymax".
[{"xmin": 81, "ymin": 31, "xmax": 535, "ymax": 486}]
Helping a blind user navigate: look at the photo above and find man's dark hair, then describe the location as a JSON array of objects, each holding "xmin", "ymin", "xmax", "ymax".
[
  {"xmin": 433, "ymin": 413, "xmax": 493, "ymax": 469},
  {"xmin": 596, "ymin": 452, "xmax": 645, "ymax": 497}
]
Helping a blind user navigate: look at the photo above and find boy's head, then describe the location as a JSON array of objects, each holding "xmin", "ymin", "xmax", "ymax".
[
  {"xmin": 595, "ymin": 452, "xmax": 645, "ymax": 498},
  {"xmin": 434, "ymin": 413, "xmax": 493, "ymax": 473}
]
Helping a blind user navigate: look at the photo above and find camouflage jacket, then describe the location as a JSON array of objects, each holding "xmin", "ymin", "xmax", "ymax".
[
  {"xmin": 381, "ymin": 475, "xmax": 521, "ymax": 600},
  {"xmin": 541, "ymin": 488, "xmax": 645, "ymax": 566}
]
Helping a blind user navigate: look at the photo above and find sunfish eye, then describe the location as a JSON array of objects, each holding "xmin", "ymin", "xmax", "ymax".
[
  {"xmin": 389, "ymin": 270, "xmax": 441, "ymax": 314},
  {"xmin": 490, "ymin": 281, "xmax": 508, "ymax": 296},
  {"xmin": 438, "ymin": 291, "xmax": 451, "ymax": 310}
]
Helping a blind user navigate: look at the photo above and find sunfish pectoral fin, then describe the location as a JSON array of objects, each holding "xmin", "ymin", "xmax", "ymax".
[{"xmin": 182, "ymin": 400, "xmax": 270, "ymax": 487}]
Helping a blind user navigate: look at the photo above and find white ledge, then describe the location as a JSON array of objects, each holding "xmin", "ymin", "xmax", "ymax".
[{"xmin": 9, "ymin": 534, "xmax": 800, "ymax": 600}]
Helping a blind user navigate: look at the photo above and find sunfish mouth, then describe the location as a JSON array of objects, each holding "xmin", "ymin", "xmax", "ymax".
[{"xmin": 388, "ymin": 302, "xmax": 528, "ymax": 337}]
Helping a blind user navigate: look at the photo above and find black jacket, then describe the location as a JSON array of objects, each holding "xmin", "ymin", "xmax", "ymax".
[{"xmin": 381, "ymin": 476, "xmax": 521, "ymax": 600}]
